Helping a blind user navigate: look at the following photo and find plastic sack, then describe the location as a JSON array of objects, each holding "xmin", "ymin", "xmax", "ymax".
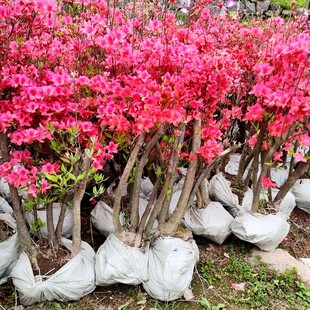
[
  {"xmin": 0, "ymin": 214, "xmax": 21, "ymax": 283},
  {"xmin": 225, "ymin": 153, "xmax": 241, "ymax": 176},
  {"xmin": 25, "ymin": 203, "xmax": 73, "ymax": 238},
  {"xmin": 291, "ymin": 179, "xmax": 310, "ymax": 214},
  {"xmin": 231, "ymin": 213, "xmax": 290, "ymax": 251},
  {"xmin": 272, "ymin": 190, "xmax": 295, "ymax": 219},
  {"xmin": 209, "ymin": 173, "xmax": 240, "ymax": 217},
  {"xmin": 139, "ymin": 177, "xmax": 154, "ymax": 199},
  {"xmin": 270, "ymin": 167, "xmax": 289, "ymax": 187},
  {"xmin": 143, "ymin": 237, "xmax": 199, "ymax": 301},
  {"xmin": 0, "ymin": 196, "xmax": 13, "ymax": 215},
  {"xmin": 11, "ymin": 238, "xmax": 96, "ymax": 305},
  {"xmin": 0, "ymin": 178, "xmax": 11, "ymax": 202},
  {"xmin": 169, "ymin": 190, "xmax": 182, "ymax": 217},
  {"xmin": 183, "ymin": 202, "xmax": 234, "ymax": 245},
  {"xmin": 241, "ymin": 188, "xmax": 296, "ymax": 219},
  {"xmin": 91, "ymin": 201, "xmax": 125, "ymax": 237},
  {"xmin": 139, "ymin": 198, "xmax": 158, "ymax": 233},
  {"xmin": 95, "ymin": 233, "xmax": 148, "ymax": 286}
]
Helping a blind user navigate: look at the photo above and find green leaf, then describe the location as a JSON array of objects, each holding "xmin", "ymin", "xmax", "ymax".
[
  {"xmin": 104, "ymin": 132, "xmax": 113, "ymax": 138},
  {"xmin": 85, "ymin": 148, "xmax": 93, "ymax": 158},
  {"xmin": 162, "ymin": 135, "xmax": 169, "ymax": 142},
  {"xmin": 61, "ymin": 164, "xmax": 68, "ymax": 174},
  {"xmin": 77, "ymin": 173, "xmax": 86, "ymax": 181},
  {"xmin": 68, "ymin": 172, "xmax": 77, "ymax": 181},
  {"xmin": 94, "ymin": 173, "xmax": 103, "ymax": 183},
  {"xmin": 288, "ymin": 148, "xmax": 295, "ymax": 156},
  {"xmin": 200, "ymin": 297, "xmax": 211, "ymax": 310},
  {"xmin": 212, "ymin": 304, "xmax": 226, "ymax": 310},
  {"xmin": 60, "ymin": 156, "xmax": 71, "ymax": 164},
  {"xmin": 166, "ymin": 188, "xmax": 172, "ymax": 195},
  {"xmin": 155, "ymin": 167, "xmax": 162, "ymax": 177},
  {"xmin": 45, "ymin": 174, "xmax": 59, "ymax": 182}
]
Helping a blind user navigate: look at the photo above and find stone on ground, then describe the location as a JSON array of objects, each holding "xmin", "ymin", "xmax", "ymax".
[{"xmin": 249, "ymin": 248, "xmax": 310, "ymax": 286}]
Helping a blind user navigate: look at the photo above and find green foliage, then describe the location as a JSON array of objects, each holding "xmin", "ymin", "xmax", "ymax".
[
  {"xmin": 29, "ymin": 218, "xmax": 45, "ymax": 235},
  {"xmin": 199, "ymin": 258, "xmax": 222, "ymax": 284},
  {"xmin": 199, "ymin": 246, "xmax": 310, "ymax": 310},
  {"xmin": 296, "ymin": 281, "xmax": 310, "ymax": 303},
  {"xmin": 47, "ymin": 302, "xmax": 74, "ymax": 310},
  {"xmin": 225, "ymin": 259, "xmax": 309, "ymax": 309},
  {"xmin": 200, "ymin": 297, "xmax": 226, "ymax": 310},
  {"xmin": 270, "ymin": 0, "xmax": 307, "ymax": 9}
]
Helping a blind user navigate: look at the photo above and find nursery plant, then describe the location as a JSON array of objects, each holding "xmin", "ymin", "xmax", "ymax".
[
  {"xmin": 0, "ymin": 0, "xmax": 309, "ymax": 305},
  {"xmin": 216, "ymin": 15, "xmax": 310, "ymax": 212}
]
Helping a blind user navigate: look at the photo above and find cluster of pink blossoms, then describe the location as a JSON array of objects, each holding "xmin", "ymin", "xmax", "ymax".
[{"xmin": 0, "ymin": 0, "xmax": 309, "ymax": 198}]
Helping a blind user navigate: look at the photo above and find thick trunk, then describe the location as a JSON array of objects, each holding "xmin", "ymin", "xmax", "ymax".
[
  {"xmin": 198, "ymin": 179, "xmax": 210, "ymax": 208},
  {"xmin": 113, "ymin": 133, "xmax": 146, "ymax": 236},
  {"xmin": 187, "ymin": 146, "xmax": 237, "ymax": 209},
  {"xmin": 130, "ymin": 126, "xmax": 166, "ymax": 232},
  {"xmin": 274, "ymin": 161, "xmax": 309, "ymax": 203},
  {"xmin": 145, "ymin": 126, "xmax": 185, "ymax": 233},
  {"xmin": 0, "ymin": 133, "xmax": 39, "ymax": 270},
  {"xmin": 55, "ymin": 195, "xmax": 70, "ymax": 245},
  {"xmin": 156, "ymin": 119, "xmax": 201, "ymax": 237},
  {"xmin": 135, "ymin": 179, "xmax": 160, "ymax": 247},
  {"xmin": 71, "ymin": 156, "xmax": 91, "ymax": 257},
  {"xmin": 46, "ymin": 202, "xmax": 58, "ymax": 252},
  {"xmin": 251, "ymin": 131, "xmax": 292, "ymax": 212},
  {"xmin": 157, "ymin": 125, "xmax": 185, "ymax": 225},
  {"xmin": 235, "ymin": 127, "xmax": 255, "ymax": 185},
  {"xmin": 196, "ymin": 188, "xmax": 203, "ymax": 209},
  {"xmin": 33, "ymin": 205, "xmax": 43, "ymax": 244}
]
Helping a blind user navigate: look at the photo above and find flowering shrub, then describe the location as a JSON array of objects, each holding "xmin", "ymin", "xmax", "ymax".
[{"xmin": 0, "ymin": 0, "xmax": 309, "ymax": 257}]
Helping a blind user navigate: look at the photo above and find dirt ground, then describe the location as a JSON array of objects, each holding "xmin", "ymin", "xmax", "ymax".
[{"xmin": 0, "ymin": 204, "xmax": 309, "ymax": 310}]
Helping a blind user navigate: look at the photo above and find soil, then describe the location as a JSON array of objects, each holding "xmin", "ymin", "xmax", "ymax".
[
  {"xmin": 0, "ymin": 201, "xmax": 309, "ymax": 310},
  {"xmin": 34, "ymin": 242, "xmax": 71, "ymax": 276},
  {"xmin": 0, "ymin": 219, "xmax": 15, "ymax": 241}
]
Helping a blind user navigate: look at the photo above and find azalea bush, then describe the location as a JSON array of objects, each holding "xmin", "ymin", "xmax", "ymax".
[
  {"xmin": 0, "ymin": 0, "xmax": 309, "ymax": 271},
  {"xmin": 223, "ymin": 16, "xmax": 310, "ymax": 211}
]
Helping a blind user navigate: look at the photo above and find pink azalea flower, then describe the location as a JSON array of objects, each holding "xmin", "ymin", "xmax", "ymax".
[
  {"xmin": 40, "ymin": 179, "xmax": 52, "ymax": 194},
  {"xmin": 293, "ymin": 152, "xmax": 307, "ymax": 163},
  {"xmin": 273, "ymin": 152, "xmax": 283, "ymax": 162},
  {"xmin": 42, "ymin": 163, "xmax": 60, "ymax": 174},
  {"xmin": 27, "ymin": 184, "xmax": 38, "ymax": 198},
  {"xmin": 261, "ymin": 177, "xmax": 277, "ymax": 189},
  {"xmin": 106, "ymin": 141, "xmax": 118, "ymax": 154}
]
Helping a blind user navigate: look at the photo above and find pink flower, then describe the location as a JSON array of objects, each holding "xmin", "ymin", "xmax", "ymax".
[
  {"xmin": 248, "ymin": 134, "xmax": 258, "ymax": 147},
  {"xmin": 27, "ymin": 184, "xmax": 37, "ymax": 198},
  {"xmin": 253, "ymin": 63, "xmax": 274, "ymax": 76},
  {"xmin": 293, "ymin": 152, "xmax": 307, "ymax": 163},
  {"xmin": 244, "ymin": 103, "xmax": 264, "ymax": 122},
  {"xmin": 273, "ymin": 152, "xmax": 283, "ymax": 162},
  {"xmin": 40, "ymin": 179, "xmax": 51, "ymax": 194},
  {"xmin": 299, "ymin": 134, "xmax": 310, "ymax": 147},
  {"xmin": 92, "ymin": 159, "xmax": 103, "ymax": 171},
  {"xmin": 42, "ymin": 163, "xmax": 60, "ymax": 174},
  {"xmin": 261, "ymin": 177, "xmax": 277, "ymax": 189},
  {"xmin": 231, "ymin": 283, "xmax": 238, "ymax": 290},
  {"xmin": 106, "ymin": 141, "xmax": 118, "ymax": 154}
]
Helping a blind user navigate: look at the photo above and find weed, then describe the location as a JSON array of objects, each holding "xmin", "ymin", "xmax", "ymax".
[
  {"xmin": 126, "ymin": 286, "xmax": 139, "ymax": 297},
  {"xmin": 200, "ymin": 297, "xmax": 226, "ymax": 310},
  {"xmin": 200, "ymin": 252, "xmax": 310, "ymax": 309},
  {"xmin": 199, "ymin": 258, "xmax": 222, "ymax": 284},
  {"xmin": 47, "ymin": 302, "xmax": 73, "ymax": 310},
  {"xmin": 151, "ymin": 301, "xmax": 178, "ymax": 310}
]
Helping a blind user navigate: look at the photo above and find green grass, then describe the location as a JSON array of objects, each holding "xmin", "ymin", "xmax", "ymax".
[
  {"xmin": 199, "ymin": 245, "xmax": 310, "ymax": 310},
  {"xmin": 270, "ymin": 0, "xmax": 308, "ymax": 9}
]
